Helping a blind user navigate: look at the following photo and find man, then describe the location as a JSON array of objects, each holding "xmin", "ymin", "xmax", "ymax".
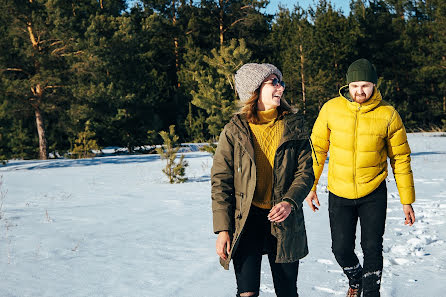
[{"xmin": 305, "ymin": 58, "xmax": 416, "ymax": 297}]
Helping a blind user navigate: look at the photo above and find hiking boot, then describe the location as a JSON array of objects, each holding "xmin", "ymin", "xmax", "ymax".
[{"xmin": 346, "ymin": 287, "xmax": 362, "ymax": 297}]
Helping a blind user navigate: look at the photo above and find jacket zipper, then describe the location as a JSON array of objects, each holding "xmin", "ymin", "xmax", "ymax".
[
  {"xmin": 272, "ymin": 137, "xmax": 290, "ymax": 206},
  {"xmin": 309, "ymin": 137, "xmax": 319, "ymax": 166},
  {"xmin": 272, "ymin": 131, "xmax": 289, "ymax": 207},
  {"xmin": 353, "ymin": 106, "xmax": 360, "ymax": 197},
  {"xmin": 272, "ymin": 151, "xmax": 277, "ymax": 206},
  {"xmin": 238, "ymin": 193, "xmax": 243, "ymax": 218}
]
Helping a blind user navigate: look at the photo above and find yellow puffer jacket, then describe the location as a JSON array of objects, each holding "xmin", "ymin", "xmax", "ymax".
[{"xmin": 311, "ymin": 85, "xmax": 415, "ymax": 204}]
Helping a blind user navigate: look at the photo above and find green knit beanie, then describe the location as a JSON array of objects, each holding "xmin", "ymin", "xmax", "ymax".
[{"xmin": 346, "ymin": 58, "xmax": 377, "ymax": 84}]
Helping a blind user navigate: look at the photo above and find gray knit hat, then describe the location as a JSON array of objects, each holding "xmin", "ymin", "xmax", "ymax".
[
  {"xmin": 234, "ymin": 63, "xmax": 283, "ymax": 102},
  {"xmin": 346, "ymin": 58, "xmax": 378, "ymax": 84}
]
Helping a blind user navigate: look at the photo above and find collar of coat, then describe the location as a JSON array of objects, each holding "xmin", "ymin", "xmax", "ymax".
[
  {"xmin": 227, "ymin": 111, "xmax": 306, "ymax": 162},
  {"xmin": 339, "ymin": 85, "xmax": 383, "ymax": 113}
]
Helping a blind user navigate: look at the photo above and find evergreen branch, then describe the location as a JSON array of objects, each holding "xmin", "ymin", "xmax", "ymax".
[
  {"xmin": 43, "ymin": 85, "xmax": 64, "ymax": 90},
  {"xmin": 60, "ymin": 50, "xmax": 85, "ymax": 57},
  {"xmin": 49, "ymin": 40, "xmax": 64, "ymax": 47},
  {"xmin": 223, "ymin": 18, "xmax": 246, "ymax": 33},
  {"xmin": 51, "ymin": 45, "xmax": 68, "ymax": 55},
  {"xmin": 26, "ymin": 21, "xmax": 39, "ymax": 50},
  {"xmin": 0, "ymin": 68, "xmax": 31, "ymax": 76}
]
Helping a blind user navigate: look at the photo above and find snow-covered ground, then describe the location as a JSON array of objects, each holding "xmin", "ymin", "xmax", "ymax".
[{"xmin": 0, "ymin": 133, "xmax": 445, "ymax": 297}]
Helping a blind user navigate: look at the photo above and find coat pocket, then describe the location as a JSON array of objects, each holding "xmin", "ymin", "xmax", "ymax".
[
  {"xmin": 234, "ymin": 192, "xmax": 244, "ymax": 231},
  {"xmin": 272, "ymin": 208, "xmax": 298, "ymax": 238}
]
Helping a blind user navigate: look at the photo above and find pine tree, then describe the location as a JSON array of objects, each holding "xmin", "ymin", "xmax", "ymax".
[
  {"xmin": 0, "ymin": 0, "xmax": 100, "ymax": 159},
  {"xmin": 70, "ymin": 121, "xmax": 101, "ymax": 159},
  {"xmin": 270, "ymin": 6, "xmax": 312, "ymax": 113},
  {"xmin": 9, "ymin": 120, "xmax": 36, "ymax": 160},
  {"xmin": 184, "ymin": 102, "xmax": 207, "ymax": 142},
  {"xmin": 156, "ymin": 125, "xmax": 188, "ymax": 183},
  {"xmin": 200, "ymin": 143, "xmax": 217, "ymax": 156},
  {"xmin": 0, "ymin": 127, "xmax": 7, "ymax": 164},
  {"xmin": 349, "ymin": 0, "xmax": 418, "ymax": 126},
  {"xmin": 179, "ymin": 37, "xmax": 210, "ymax": 141},
  {"xmin": 293, "ymin": 0, "xmax": 358, "ymax": 124},
  {"xmin": 71, "ymin": 4, "xmax": 179, "ymax": 152},
  {"xmin": 309, "ymin": 0, "xmax": 357, "ymax": 89},
  {"xmin": 190, "ymin": 39, "xmax": 251, "ymax": 138},
  {"xmin": 406, "ymin": 0, "xmax": 446, "ymax": 129}
]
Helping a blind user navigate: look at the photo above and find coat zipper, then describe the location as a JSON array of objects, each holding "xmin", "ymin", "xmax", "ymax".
[
  {"xmin": 272, "ymin": 151, "xmax": 277, "ymax": 206},
  {"xmin": 353, "ymin": 106, "xmax": 360, "ymax": 197},
  {"xmin": 309, "ymin": 137, "xmax": 319, "ymax": 166},
  {"xmin": 271, "ymin": 121, "xmax": 298, "ymax": 206},
  {"xmin": 272, "ymin": 131, "xmax": 288, "ymax": 207},
  {"xmin": 238, "ymin": 193, "xmax": 243, "ymax": 218}
]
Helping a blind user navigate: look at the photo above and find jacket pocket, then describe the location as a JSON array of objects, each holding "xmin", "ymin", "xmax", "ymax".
[
  {"xmin": 234, "ymin": 192, "xmax": 244, "ymax": 230},
  {"xmin": 275, "ymin": 208, "xmax": 298, "ymax": 236}
]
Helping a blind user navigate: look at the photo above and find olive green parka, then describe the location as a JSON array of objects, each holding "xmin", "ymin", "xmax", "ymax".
[{"xmin": 211, "ymin": 112, "xmax": 315, "ymax": 270}]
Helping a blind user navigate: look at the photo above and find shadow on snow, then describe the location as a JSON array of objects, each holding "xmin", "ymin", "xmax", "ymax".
[{"xmin": 0, "ymin": 153, "xmax": 210, "ymax": 172}]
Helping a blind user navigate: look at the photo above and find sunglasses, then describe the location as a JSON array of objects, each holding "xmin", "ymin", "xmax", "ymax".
[{"xmin": 264, "ymin": 77, "xmax": 286, "ymax": 88}]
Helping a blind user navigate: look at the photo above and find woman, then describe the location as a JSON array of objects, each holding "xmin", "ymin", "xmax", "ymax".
[{"xmin": 211, "ymin": 63, "xmax": 314, "ymax": 297}]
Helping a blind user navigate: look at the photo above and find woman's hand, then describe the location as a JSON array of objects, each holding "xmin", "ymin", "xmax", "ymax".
[
  {"xmin": 216, "ymin": 231, "xmax": 231, "ymax": 260},
  {"xmin": 305, "ymin": 190, "xmax": 320, "ymax": 212},
  {"xmin": 268, "ymin": 201, "xmax": 292, "ymax": 223}
]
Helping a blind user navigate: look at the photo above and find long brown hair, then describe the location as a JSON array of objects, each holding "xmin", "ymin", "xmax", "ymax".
[{"xmin": 236, "ymin": 89, "xmax": 294, "ymax": 124}]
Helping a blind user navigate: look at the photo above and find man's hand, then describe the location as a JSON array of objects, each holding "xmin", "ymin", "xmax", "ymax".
[
  {"xmin": 268, "ymin": 201, "xmax": 292, "ymax": 223},
  {"xmin": 305, "ymin": 190, "xmax": 320, "ymax": 212},
  {"xmin": 403, "ymin": 204, "xmax": 415, "ymax": 226},
  {"xmin": 216, "ymin": 231, "xmax": 231, "ymax": 260}
]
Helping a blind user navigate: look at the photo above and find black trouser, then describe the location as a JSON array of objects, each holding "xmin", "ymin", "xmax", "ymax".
[
  {"xmin": 233, "ymin": 206, "xmax": 299, "ymax": 297},
  {"xmin": 329, "ymin": 182, "xmax": 387, "ymax": 297}
]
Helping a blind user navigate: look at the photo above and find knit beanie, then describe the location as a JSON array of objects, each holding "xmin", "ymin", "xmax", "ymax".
[
  {"xmin": 234, "ymin": 63, "xmax": 283, "ymax": 103},
  {"xmin": 346, "ymin": 58, "xmax": 378, "ymax": 85}
]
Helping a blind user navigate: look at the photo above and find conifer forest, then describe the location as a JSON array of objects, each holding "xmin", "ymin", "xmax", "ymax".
[{"xmin": 0, "ymin": 0, "xmax": 445, "ymax": 160}]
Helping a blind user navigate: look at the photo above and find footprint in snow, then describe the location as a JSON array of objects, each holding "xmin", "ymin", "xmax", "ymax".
[
  {"xmin": 260, "ymin": 284, "xmax": 275, "ymax": 293},
  {"xmin": 391, "ymin": 258, "xmax": 410, "ymax": 265},
  {"xmin": 313, "ymin": 286, "xmax": 344, "ymax": 295},
  {"xmin": 317, "ymin": 259, "xmax": 334, "ymax": 265}
]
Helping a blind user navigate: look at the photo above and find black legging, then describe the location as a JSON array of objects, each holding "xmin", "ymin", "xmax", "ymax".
[
  {"xmin": 329, "ymin": 181, "xmax": 387, "ymax": 297},
  {"xmin": 233, "ymin": 206, "xmax": 299, "ymax": 297}
]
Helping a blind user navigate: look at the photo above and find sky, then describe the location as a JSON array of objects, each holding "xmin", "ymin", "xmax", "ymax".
[
  {"xmin": 264, "ymin": 0, "xmax": 351, "ymax": 15},
  {"xmin": 127, "ymin": 0, "xmax": 352, "ymax": 16}
]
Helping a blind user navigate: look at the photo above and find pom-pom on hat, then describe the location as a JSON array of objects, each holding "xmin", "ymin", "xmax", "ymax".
[
  {"xmin": 346, "ymin": 58, "xmax": 378, "ymax": 85},
  {"xmin": 234, "ymin": 63, "xmax": 283, "ymax": 103}
]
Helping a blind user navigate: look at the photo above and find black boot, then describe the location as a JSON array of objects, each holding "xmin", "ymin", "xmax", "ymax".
[
  {"xmin": 343, "ymin": 263, "xmax": 363, "ymax": 291},
  {"xmin": 346, "ymin": 286, "xmax": 362, "ymax": 297},
  {"xmin": 236, "ymin": 293, "xmax": 259, "ymax": 297},
  {"xmin": 362, "ymin": 269, "xmax": 382, "ymax": 297}
]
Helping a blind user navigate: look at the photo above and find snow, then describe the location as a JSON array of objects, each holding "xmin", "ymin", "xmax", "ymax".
[{"xmin": 0, "ymin": 133, "xmax": 445, "ymax": 296}]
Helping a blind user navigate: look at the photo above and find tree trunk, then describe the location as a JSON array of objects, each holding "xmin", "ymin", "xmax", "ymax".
[
  {"xmin": 219, "ymin": 0, "xmax": 224, "ymax": 48},
  {"xmin": 172, "ymin": 0, "xmax": 180, "ymax": 87},
  {"xmin": 300, "ymin": 44, "xmax": 306, "ymax": 115},
  {"xmin": 34, "ymin": 105, "xmax": 48, "ymax": 160},
  {"xmin": 26, "ymin": 15, "xmax": 48, "ymax": 159}
]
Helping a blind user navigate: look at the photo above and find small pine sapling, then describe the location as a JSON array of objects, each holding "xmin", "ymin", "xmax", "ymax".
[
  {"xmin": 71, "ymin": 121, "xmax": 101, "ymax": 159},
  {"xmin": 156, "ymin": 125, "xmax": 188, "ymax": 183},
  {"xmin": 200, "ymin": 142, "xmax": 217, "ymax": 156}
]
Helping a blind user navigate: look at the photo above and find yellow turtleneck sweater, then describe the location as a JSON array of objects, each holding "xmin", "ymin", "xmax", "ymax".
[{"xmin": 249, "ymin": 108, "xmax": 284, "ymax": 209}]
